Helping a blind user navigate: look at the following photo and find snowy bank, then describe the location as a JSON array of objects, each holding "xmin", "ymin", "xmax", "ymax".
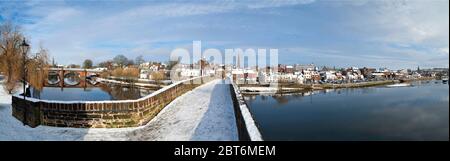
[{"xmin": 386, "ymin": 83, "xmax": 412, "ymax": 87}]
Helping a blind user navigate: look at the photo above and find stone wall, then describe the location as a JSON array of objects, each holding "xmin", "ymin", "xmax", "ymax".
[
  {"xmin": 229, "ymin": 84, "xmax": 251, "ymax": 141},
  {"xmin": 12, "ymin": 76, "xmax": 215, "ymax": 128},
  {"xmin": 229, "ymin": 80, "xmax": 264, "ymax": 141}
]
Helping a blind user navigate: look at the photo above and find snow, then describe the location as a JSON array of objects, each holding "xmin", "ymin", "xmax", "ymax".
[
  {"xmin": 240, "ymin": 87, "xmax": 279, "ymax": 92},
  {"xmin": 239, "ymin": 104, "xmax": 263, "ymax": 141},
  {"xmin": 230, "ymin": 82, "xmax": 264, "ymax": 141},
  {"xmin": 386, "ymin": 83, "xmax": 412, "ymax": 87},
  {"xmin": 98, "ymin": 78, "xmax": 161, "ymax": 88},
  {"xmin": 239, "ymin": 86, "xmax": 300, "ymax": 92},
  {"xmin": 1, "ymin": 78, "xmax": 239, "ymax": 141},
  {"xmin": 1, "ymin": 85, "xmax": 139, "ymax": 140},
  {"xmin": 127, "ymin": 79, "xmax": 238, "ymax": 141}
]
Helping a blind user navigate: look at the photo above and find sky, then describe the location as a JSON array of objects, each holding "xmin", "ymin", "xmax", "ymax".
[{"xmin": 0, "ymin": 0, "xmax": 448, "ymax": 69}]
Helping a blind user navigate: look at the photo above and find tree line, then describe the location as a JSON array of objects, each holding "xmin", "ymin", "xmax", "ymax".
[{"xmin": 76, "ymin": 54, "xmax": 145, "ymax": 70}]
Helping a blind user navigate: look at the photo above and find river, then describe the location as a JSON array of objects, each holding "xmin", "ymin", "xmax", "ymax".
[
  {"xmin": 243, "ymin": 80, "xmax": 449, "ymax": 141},
  {"xmin": 29, "ymin": 84, "xmax": 155, "ymax": 101}
]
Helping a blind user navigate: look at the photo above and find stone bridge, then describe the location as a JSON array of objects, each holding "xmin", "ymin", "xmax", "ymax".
[{"xmin": 45, "ymin": 68, "xmax": 104, "ymax": 88}]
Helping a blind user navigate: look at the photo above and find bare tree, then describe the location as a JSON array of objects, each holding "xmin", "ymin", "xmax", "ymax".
[
  {"xmin": 151, "ymin": 71, "xmax": 165, "ymax": 87},
  {"xmin": 0, "ymin": 22, "xmax": 25, "ymax": 94},
  {"xmin": 113, "ymin": 54, "xmax": 129, "ymax": 67},
  {"xmin": 1, "ymin": 22, "xmax": 50, "ymax": 94},
  {"xmin": 166, "ymin": 60, "xmax": 179, "ymax": 70},
  {"xmin": 67, "ymin": 64, "xmax": 80, "ymax": 68},
  {"xmin": 135, "ymin": 55, "xmax": 145, "ymax": 66},
  {"xmin": 98, "ymin": 60, "xmax": 113, "ymax": 70},
  {"xmin": 27, "ymin": 45, "xmax": 49, "ymax": 92},
  {"xmin": 82, "ymin": 59, "xmax": 93, "ymax": 69}
]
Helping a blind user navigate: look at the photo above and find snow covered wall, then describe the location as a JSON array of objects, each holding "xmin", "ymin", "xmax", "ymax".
[
  {"xmin": 11, "ymin": 76, "xmax": 216, "ymax": 128},
  {"xmin": 229, "ymin": 80, "xmax": 264, "ymax": 141}
]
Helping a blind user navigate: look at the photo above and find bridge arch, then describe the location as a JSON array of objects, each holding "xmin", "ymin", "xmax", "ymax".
[
  {"xmin": 47, "ymin": 71, "xmax": 60, "ymax": 85},
  {"xmin": 45, "ymin": 68, "xmax": 104, "ymax": 87},
  {"xmin": 63, "ymin": 71, "xmax": 81, "ymax": 86}
]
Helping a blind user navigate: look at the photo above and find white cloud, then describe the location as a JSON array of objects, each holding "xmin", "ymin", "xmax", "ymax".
[
  {"xmin": 438, "ymin": 47, "xmax": 449, "ymax": 55},
  {"xmin": 333, "ymin": 0, "xmax": 449, "ymax": 68},
  {"xmin": 363, "ymin": 0, "xmax": 448, "ymax": 47},
  {"xmin": 2, "ymin": 0, "xmax": 447, "ymax": 68},
  {"xmin": 15, "ymin": 0, "xmax": 317, "ymax": 64},
  {"xmin": 245, "ymin": 0, "xmax": 315, "ymax": 9}
]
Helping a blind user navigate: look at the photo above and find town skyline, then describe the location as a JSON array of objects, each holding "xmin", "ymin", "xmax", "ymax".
[
  {"xmin": 1, "ymin": 0, "xmax": 448, "ymax": 69},
  {"xmin": 49, "ymin": 53, "xmax": 448, "ymax": 71}
]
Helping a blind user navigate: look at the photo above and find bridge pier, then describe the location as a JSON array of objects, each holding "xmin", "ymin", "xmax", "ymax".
[
  {"xmin": 59, "ymin": 68, "xmax": 65, "ymax": 90},
  {"xmin": 84, "ymin": 69, "xmax": 87, "ymax": 90}
]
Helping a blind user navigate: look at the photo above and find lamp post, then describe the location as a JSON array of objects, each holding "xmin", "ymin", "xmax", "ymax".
[
  {"xmin": 20, "ymin": 39, "xmax": 30, "ymax": 126},
  {"xmin": 20, "ymin": 39, "xmax": 30, "ymax": 100}
]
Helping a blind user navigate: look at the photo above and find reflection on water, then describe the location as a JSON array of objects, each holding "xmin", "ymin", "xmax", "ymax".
[
  {"xmin": 244, "ymin": 80, "xmax": 449, "ymax": 141},
  {"xmin": 30, "ymin": 84, "xmax": 155, "ymax": 101}
]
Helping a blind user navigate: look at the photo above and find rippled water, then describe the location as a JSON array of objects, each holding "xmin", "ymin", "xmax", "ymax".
[{"xmin": 244, "ymin": 80, "xmax": 449, "ymax": 141}]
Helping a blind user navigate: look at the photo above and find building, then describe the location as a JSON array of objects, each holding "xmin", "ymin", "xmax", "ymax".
[
  {"xmin": 286, "ymin": 65, "xmax": 294, "ymax": 74},
  {"xmin": 93, "ymin": 67, "xmax": 108, "ymax": 72},
  {"xmin": 139, "ymin": 62, "xmax": 167, "ymax": 79},
  {"xmin": 360, "ymin": 67, "xmax": 376, "ymax": 80},
  {"xmin": 180, "ymin": 68, "xmax": 201, "ymax": 77},
  {"xmin": 278, "ymin": 64, "xmax": 287, "ymax": 73},
  {"xmin": 294, "ymin": 64, "xmax": 316, "ymax": 72},
  {"xmin": 244, "ymin": 69, "xmax": 258, "ymax": 84},
  {"xmin": 320, "ymin": 70, "xmax": 337, "ymax": 82}
]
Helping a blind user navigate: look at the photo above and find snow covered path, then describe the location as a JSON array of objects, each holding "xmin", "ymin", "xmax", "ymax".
[
  {"xmin": 0, "ymin": 86, "xmax": 137, "ymax": 141},
  {"xmin": 0, "ymin": 79, "xmax": 238, "ymax": 141},
  {"xmin": 127, "ymin": 79, "xmax": 238, "ymax": 141}
]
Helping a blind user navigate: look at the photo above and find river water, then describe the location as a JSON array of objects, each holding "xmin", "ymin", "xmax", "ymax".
[
  {"xmin": 29, "ymin": 84, "xmax": 155, "ymax": 101},
  {"xmin": 243, "ymin": 80, "xmax": 449, "ymax": 141}
]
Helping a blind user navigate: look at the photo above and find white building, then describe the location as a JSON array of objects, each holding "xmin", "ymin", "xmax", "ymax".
[
  {"xmin": 258, "ymin": 72, "xmax": 277, "ymax": 84},
  {"xmin": 303, "ymin": 70, "xmax": 312, "ymax": 80},
  {"xmin": 140, "ymin": 70, "xmax": 150, "ymax": 79},
  {"xmin": 278, "ymin": 73, "xmax": 297, "ymax": 83},
  {"xmin": 371, "ymin": 72, "xmax": 386, "ymax": 79},
  {"xmin": 180, "ymin": 68, "xmax": 201, "ymax": 77},
  {"xmin": 93, "ymin": 67, "xmax": 108, "ymax": 72},
  {"xmin": 321, "ymin": 71, "xmax": 337, "ymax": 81}
]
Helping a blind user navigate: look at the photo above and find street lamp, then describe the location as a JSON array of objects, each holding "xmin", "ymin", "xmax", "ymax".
[{"xmin": 20, "ymin": 39, "xmax": 30, "ymax": 100}]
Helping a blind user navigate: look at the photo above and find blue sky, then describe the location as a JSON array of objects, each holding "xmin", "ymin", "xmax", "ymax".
[{"xmin": 1, "ymin": 0, "xmax": 448, "ymax": 69}]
